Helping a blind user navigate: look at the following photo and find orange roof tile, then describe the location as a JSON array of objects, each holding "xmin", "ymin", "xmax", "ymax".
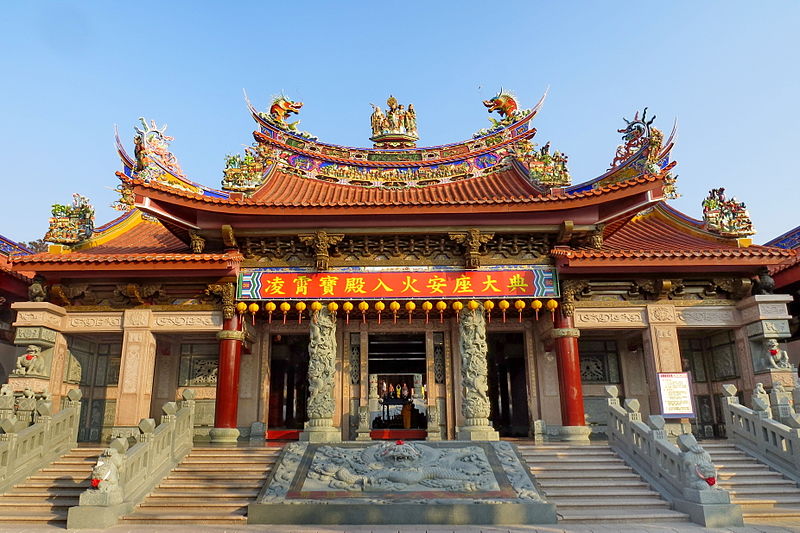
[
  {"xmin": 127, "ymin": 170, "xmax": 665, "ymax": 214},
  {"xmin": 553, "ymin": 204, "xmax": 794, "ymax": 264},
  {"xmin": 79, "ymin": 218, "xmax": 189, "ymax": 255}
]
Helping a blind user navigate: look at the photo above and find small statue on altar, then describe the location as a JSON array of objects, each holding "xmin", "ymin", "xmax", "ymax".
[
  {"xmin": 401, "ymin": 383, "xmax": 409, "ymax": 398},
  {"xmin": 421, "ymin": 384, "xmax": 426, "ymax": 399},
  {"xmin": 765, "ymin": 339, "xmax": 791, "ymax": 370},
  {"xmin": 395, "ymin": 384, "xmax": 401, "ymax": 398},
  {"xmin": 380, "ymin": 380, "xmax": 387, "ymax": 396}
]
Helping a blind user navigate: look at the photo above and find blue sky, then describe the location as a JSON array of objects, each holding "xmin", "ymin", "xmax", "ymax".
[{"xmin": 1, "ymin": 1, "xmax": 798, "ymax": 244}]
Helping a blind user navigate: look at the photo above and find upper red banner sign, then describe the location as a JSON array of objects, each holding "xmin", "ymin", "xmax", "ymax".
[{"xmin": 238, "ymin": 268, "xmax": 558, "ymax": 300}]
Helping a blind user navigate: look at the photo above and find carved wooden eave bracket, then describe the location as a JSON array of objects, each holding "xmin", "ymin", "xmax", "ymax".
[
  {"xmin": 299, "ymin": 230, "xmax": 344, "ymax": 271},
  {"xmin": 632, "ymin": 278, "xmax": 685, "ymax": 300},
  {"xmin": 189, "ymin": 230, "xmax": 206, "ymax": 253},
  {"xmin": 221, "ymin": 225, "xmax": 238, "ymax": 249},
  {"xmin": 561, "ymin": 279, "xmax": 590, "ymax": 317},
  {"xmin": 206, "ymin": 282, "xmax": 236, "ymax": 319},
  {"xmin": 50, "ymin": 283, "xmax": 95, "ymax": 307},
  {"xmin": 448, "ymin": 229, "xmax": 494, "ymax": 270},
  {"xmin": 113, "ymin": 283, "xmax": 166, "ymax": 306}
]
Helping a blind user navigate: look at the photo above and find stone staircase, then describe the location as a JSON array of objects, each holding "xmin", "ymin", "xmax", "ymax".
[
  {"xmin": 517, "ymin": 442, "xmax": 689, "ymax": 523},
  {"xmin": 0, "ymin": 445, "xmax": 104, "ymax": 526},
  {"xmin": 704, "ymin": 441, "xmax": 800, "ymax": 522},
  {"xmin": 122, "ymin": 444, "xmax": 283, "ymax": 525}
]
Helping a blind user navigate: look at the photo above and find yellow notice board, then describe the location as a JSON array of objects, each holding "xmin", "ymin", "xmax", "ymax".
[{"xmin": 657, "ymin": 372, "xmax": 695, "ymax": 418}]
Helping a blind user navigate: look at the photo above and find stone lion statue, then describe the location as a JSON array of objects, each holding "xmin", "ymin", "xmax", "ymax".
[
  {"xmin": 765, "ymin": 339, "xmax": 791, "ymax": 369},
  {"xmin": 90, "ymin": 448, "xmax": 123, "ymax": 493},
  {"xmin": 677, "ymin": 434, "xmax": 717, "ymax": 490},
  {"xmin": 13, "ymin": 345, "xmax": 45, "ymax": 376}
]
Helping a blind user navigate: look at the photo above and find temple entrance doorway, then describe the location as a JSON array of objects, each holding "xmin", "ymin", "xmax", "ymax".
[
  {"xmin": 368, "ymin": 333, "xmax": 427, "ymax": 436},
  {"xmin": 487, "ymin": 332, "xmax": 529, "ymax": 437},
  {"xmin": 267, "ymin": 334, "xmax": 309, "ymax": 437}
]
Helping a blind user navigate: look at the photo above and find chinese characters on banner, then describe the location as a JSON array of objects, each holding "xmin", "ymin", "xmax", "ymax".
[{"xmin": 238, "ymin": 268, "xmax": 558, "ymax": 300}]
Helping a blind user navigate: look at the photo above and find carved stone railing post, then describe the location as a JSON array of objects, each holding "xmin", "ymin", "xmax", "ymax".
[
  {"xmin": 604, "ymin": 385, "xmax": 742, "ymax": 527},
  {"xmin": 68, "ymin": 391, "xmax": 196, "ymax": 529},
  {"xmin": 300, "ymin": 309, "xmax": 340, "ymax": 443},
  {"xmin": 720, "ymin": 383, "xmax": 800, "ymax": 483},
  {"xmin": 769, "ymin": 384, "xmax": 795, "ymax": 425},
  {"xmin": 456, "ymin": 307, "xmax": 498, "ymax": 441}
]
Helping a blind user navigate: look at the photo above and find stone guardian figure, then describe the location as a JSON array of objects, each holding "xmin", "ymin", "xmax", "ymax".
[
  {"xmin": 300, "ymin": 308, "xmax": 341, "ymax": 442},
  {"xmin": 457, "ymin": 307, "xmax": 498, "ymax": 441}
]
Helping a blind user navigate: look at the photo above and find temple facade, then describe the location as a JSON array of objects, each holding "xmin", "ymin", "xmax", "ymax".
[{"xmin": 5, "ymin": 91, "xmax": 796, "ymax": 444}]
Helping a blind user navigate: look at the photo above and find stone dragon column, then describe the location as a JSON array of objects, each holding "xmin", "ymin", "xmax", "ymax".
[
  {"xmin": 300, "ymin": 308, "xmax": 341, "ymax": 443},
  {"xmin": 456, "ymin": 307, "xmax": 499, "ymax": 441}
]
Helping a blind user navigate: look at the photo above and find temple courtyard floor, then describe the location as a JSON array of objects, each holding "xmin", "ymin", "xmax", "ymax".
[{"xmin": 1, "ymin": 523, "xmax": 800, "ymax": 533}]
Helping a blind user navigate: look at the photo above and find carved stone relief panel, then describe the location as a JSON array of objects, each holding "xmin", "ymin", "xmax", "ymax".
[
  {"xmin": 65, "ymin": 314, "xmax": 123, "ymax": 333},
  {"xmin": 646, "ymin": 305, "xmax": 676, "ymax": 324},
  {"xmin": 675, "ymin": 307, "xmax": 737, "ymax": 327},
  {"xmin": 152, "ymin": 312, "xmax": 223, "ymax": 331},
  {"xmin": 123, "ymin": 309, "xmax": 151, "ymax": 329},
  {"xmin": 573, "ymin": 308, "xmax": 646, "ymax": 328}
]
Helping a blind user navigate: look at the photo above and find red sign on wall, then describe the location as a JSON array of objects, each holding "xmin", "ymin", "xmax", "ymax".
[{"xmin": 238, "ymin": 267, "xmax": 558, "ymax": 300}]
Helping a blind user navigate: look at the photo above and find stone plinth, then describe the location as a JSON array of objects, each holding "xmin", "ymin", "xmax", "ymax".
[{"xmin": 249, "ymin": 440, "xmax": 555, "ymax": 525}]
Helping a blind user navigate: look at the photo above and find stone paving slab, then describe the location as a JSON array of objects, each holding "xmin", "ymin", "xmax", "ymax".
[{"xmin": 2, "ymin": 523, "xmax": 800, "ymax": 533}]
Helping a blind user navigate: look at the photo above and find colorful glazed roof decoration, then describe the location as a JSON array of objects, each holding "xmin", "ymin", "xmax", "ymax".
[
  {"xmin": 765, "ymin": 226, "xmax": 800, "ymax": 250},
  {"xmin": 257, "ymin": 95, "xmax": 317, "ymax": 141},
  {"xmin": 245, "ymin": 90, "xmax": 548, "ymax": 195},
  {"xmin": 114, "ymin": 120, "xmax": 230, "ymax": 201},
  {"xmin": 0, "ymin": 235, "xmax": 33, "ymax": 257},
  {"xmin": 583, "ymin": 108, "xmax": 678, "ymax": 198},
  {"xmin": 44, "ymin": 194, "xmax": 94, "ymax": 245},
  {"xmin": 702, "ymin": 187, "xmax": 755, "ymax": 237},
  {"xmin": 221, "ymin": 143, "xmax": 275, "ymax": 192},
  {"xmin": 474, "ymin": 89, "xmax": 530, "ymax": 138},
  {"xmin": 370, "ymin": 95, "xmax": 419, "ymax": 148},
  {"xmin": 512, "ymin": 140, "xmax": 571, "ymax": 187}
]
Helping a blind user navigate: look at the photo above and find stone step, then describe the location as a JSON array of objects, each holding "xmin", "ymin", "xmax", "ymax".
[
  {"xmin": 15, "ymin": 479, "xmax": 91, "ymax": 488},
  {"xmin": 0, "ymin": 511, "xmax": 68, "ymax": 524},
  {"xmin": 122, "ymin": 510, "xmax": 247, "ymax": 523},
  {"xmin": 0, "ymin": 499, "xmax": 77, "ymax": 511},
  {"xmin": 529, "ymin": 464, "xmax": 633, "ymax": 472},
  {"xmin": 520, "ymin": 455, "xmax": 618, "ymax": 463},
  {"xmin": 732, "ymin": 495, "xmax": 800, "ymax": 505},
  {"xmin": 39, "ymin": 465, "xmax": 96, "ymax": 473},
  {"xmin": 553, "ymin": 497, "xmax": 671, "ymax": 509},
  {"xmin": 173, "ymin": 464, "xmax": 272, "ymax": 471},
  {"xmin": 161, "ymin": 471, "xmax": 269, "ymax": 480},
  {"xmin": 717, "ymin": 469, "xmax": 785, "ymax": 479},
  {"xmin": 537, "ymin": 479, "xmax": 649, "ymax": 488},
  {"xmin": 157, "ymin": 479, "xmax": 265, "ymax": 488},
  {"xmin": 5, "ymin": 488, "xmax": 86, "ymax": 497},
  {"xmin": 533, "ymin": 471, "xmax": 642, "ymax": 481},
  {"xmin": 146, "ymin": 489, "xmax": 260, "ymax": 498},
  {"xmin": 138, "ymin": 499, "xmax": 251, "ymax": 508},
  {"xmin": 743, "ymin": 507, "xmax": 800, "ymax": 518},
  {"xmin": 557, "ymin": 508, "xmax": 689, "ymax": 523},
  {"xmin": 542, "ymin": 487, "xmax": 658, "ymax": 497}
]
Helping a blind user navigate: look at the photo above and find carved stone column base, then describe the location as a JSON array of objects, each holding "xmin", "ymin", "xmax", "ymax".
[
  {"xmin": 426, "ymin": 427, "xmax": 442, "ymax": 441},
  {"xmin": 210, "ymin": 427, "xmax": 240, "ymax": 444},
  {"xmin": 355, "ymin": 428, "xmax": 372, "ymax": 441},
  {"xmin": 456, "ymin": 425, "xmax": 499, "ymax": 441},
  {"xmin": 558, "ymin": 425, "xmax": 591, "ymax": 442},
  {"xmin": 299, "ymin": 424, "xmax": 341, "ymax": 443}
]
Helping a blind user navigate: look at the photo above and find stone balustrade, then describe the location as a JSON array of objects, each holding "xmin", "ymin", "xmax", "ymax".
[
  {"xmin": 67, "ymin": 389, "xmax": 196, "ymax": 529},
  {"xmin": 604, "ymin": 385, "xmax": 742, "ymax": 527},
  {"xmin": 721, "ymin": 382, "xmax": 800, "ymax": 482},
  {"xmin": 0, "ymin": 388, "xmax": 82, "ymax": 493}
]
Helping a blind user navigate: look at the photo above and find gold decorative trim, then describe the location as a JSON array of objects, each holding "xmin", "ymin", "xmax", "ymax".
[
  {"xmin": 551, "ymin": 327, "xmax": 580, "ymax": 339},
  {"xmin": 216, "ymin": 330, "xmax": 245, "ymax": 341}
]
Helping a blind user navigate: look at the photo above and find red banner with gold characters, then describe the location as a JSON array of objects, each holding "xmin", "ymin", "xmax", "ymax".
[{"xmin": 237, "ymin": 267, "xmax": 558, "ymax": 300}]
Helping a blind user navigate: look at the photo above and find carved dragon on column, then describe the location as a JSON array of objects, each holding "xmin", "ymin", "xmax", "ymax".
[
  {"xmin": 460, "ymin": 308, "xmax": 491, "ymax": 425},
  {"xmin": 307, "ymin": 309, "xmax": 337, "ymax": 422}
]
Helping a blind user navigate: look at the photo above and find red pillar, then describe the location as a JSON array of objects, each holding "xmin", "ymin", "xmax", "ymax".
[
  {"xmin": 214, "ymin": 315, "xmax": 242, "ymax": 429},
  {"xmin": 554, "ymin": 313, "xmax": 586, "ymax": 427}
]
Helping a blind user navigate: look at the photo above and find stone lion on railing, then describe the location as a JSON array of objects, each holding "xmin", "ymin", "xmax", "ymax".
[{"xmin": 677, "ymin": 434, "xmax": 717, "ymax": 490}]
